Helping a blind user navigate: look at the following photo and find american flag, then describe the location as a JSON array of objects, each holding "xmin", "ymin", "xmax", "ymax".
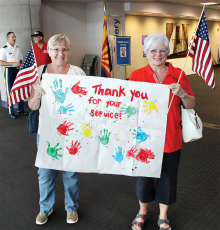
[
  {"xmin": 189, "ymin": 11, "xmax": 215, "ymax": 89},
  {"xmin": 8, "ymin": 47, "xmax": 39, "ymax": 106}
]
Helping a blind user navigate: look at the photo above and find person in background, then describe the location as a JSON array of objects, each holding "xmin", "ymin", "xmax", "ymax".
[
  {"xmin": 0, "ymin": 32, "xmax": 27, "ymax": 119},
  {"xmin": 130, "ymin": 33, "xmax": 195, "ymax": 230},
  {"xmin": 28, "ymin": 34, "xmax": 86, "ymax": 225},
  {"xmin": 31, "ymin": 31, "xmax": 51, "ymax": 66}
]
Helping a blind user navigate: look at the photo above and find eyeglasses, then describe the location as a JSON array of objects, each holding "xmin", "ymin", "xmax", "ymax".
[
  {"xmin": 51, "ymin": 48, "xmax": 70, "ymax": 53},
  {"xmin": 149, "ymin": 49, "xmax": 167, "ymax": 55}
]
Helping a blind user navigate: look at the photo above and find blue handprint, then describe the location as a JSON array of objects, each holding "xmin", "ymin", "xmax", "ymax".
[
  {"xmin": 59, "ymin": 103, "xmax": 74, "ymax": 115},
  {"xmin": 50, "ymin": 78, "xmax": 68, "ymax": 104},
  {"xmin": 132, "ymin": 127, "xmax": 149, "ymax": 144},
  {"xmin": 112, "ymin": 147, "xmax": 124, "ymax": 163}
]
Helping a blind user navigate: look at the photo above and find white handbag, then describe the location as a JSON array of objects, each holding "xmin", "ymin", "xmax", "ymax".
[{"xmin": 181, "ymin": 106, "xmax": 203, "ymax": 143}]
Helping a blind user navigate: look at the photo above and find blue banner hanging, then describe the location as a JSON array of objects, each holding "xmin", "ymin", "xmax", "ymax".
[{"xmin": 116, "ymin": 36, "xmax": 131, "ymax": 65}]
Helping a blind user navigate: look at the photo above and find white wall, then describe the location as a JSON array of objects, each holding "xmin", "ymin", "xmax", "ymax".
[
  {"xmin": 86, "ymin": 1, "xmax": 104, "ymax": 76},
  {"xmin": 0, "ymin": 0, "xmax": 42, "ymax": 104},
  {"xmin": 125, "ymin": 14, "xmax": 220, "ymax": 78},
  {"xmin": 42, "ymin": 1, "xmax": 220, "ymax": 80},
  {"xmin": 42, "ymin": 1, "xmax": 87, "ymax": 67}
]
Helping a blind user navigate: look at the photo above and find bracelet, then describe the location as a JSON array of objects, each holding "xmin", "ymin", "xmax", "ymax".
[{"xmin": 180, "ymin": 91, "xmax": 187, "ymax": 100}]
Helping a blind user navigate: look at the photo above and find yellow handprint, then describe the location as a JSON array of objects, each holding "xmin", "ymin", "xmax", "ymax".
[
  {"xmin": 142, "ymin": 100, "xmax": 158, "ymax": 115},
  {"xmin": 81, "ymin": 123, "xmax": 92, "ymax": 137}
]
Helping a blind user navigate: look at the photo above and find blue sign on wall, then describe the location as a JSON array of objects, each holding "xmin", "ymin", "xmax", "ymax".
[{"xmin": 116, "ymin": 36, "xmax": 131, "ymax": 65}]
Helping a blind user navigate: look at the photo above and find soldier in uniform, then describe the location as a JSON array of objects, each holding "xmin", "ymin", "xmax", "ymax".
[{"xmin": 0, "ymin": 32, "xmax": 27, "ymax": 119}]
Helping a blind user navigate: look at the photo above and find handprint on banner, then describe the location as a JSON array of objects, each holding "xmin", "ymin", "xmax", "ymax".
[
  {"xmin": 126, "ymin": 147, "xmax": 138, "ymax": 159},
  {"xmin": 132, "ymin": 127, "xmax": 149, "ymax": 144},
  {"xmin": 57, "ymin": 121, "xmax": 74, "ymax": 136},
  {"xmin": 66, "ymin": 140, "xmax": 81, "ymax": 155},
  {"xmin": 59, "ymin": 103, "xmax": 74, "ymax": 115},
  {"xmin": 50, "ymin": 78, "xmax": 68, "ymax": 104},
  {"xmin": 98, "ymin": 129, "xmax": 111, "ymax": 145},
  {"xmin": 120, "ymin": 105, "xmax": 137, "ymax": 118},
  {"xmin": 46, "ymin": 141, "xmax": 62, "ymax": 160},
  {"xmin": 112, "ymin": 147, "xmax": 124, "ymax": 162},
  {"xmin": 136, "ymin": 148, "xmax": 155, "ymax": 164},
  {"xmin": 81, "ymin": 123, "xmax": 92, "ymax": 137},
  {"xmin": 71, "ymin": 80, "xmax": 88, "ymax": 97},
  {"xmin": 142, "ymin": 100, "xmax": 158, "ymax": 115}
]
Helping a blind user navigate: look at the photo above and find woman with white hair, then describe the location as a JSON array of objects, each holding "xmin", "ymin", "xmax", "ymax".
[
  {"xmin": 130, "ymin": 33, "xmax": 195, "ymax": 230},
  {"xmin": 28, "ymin": 34, "xmax": 86, "ymax": 226}
]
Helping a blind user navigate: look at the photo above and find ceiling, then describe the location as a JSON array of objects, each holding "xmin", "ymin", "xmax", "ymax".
[{"xmin": 42, "ymin": 0, "xmax": 220, "ymax": 10}]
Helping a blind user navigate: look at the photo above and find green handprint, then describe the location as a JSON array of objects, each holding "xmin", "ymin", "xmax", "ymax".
[
  {"xmin": 46, "ymin": 141, "xmax": 63, "ymax": 160},
  {"xmin": 120, "ymin": 105, "xmax": 137, "ymax": 118},
  {"xmin": 98, "ymin": 129, "xmax": 111, "ymax": 145}
]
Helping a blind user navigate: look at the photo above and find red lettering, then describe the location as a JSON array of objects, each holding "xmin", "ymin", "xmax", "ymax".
[
  {"xmin": 92, "ymin": 84, "xmax": 126, "ymax": 97},
  {"xmin": 130, "ymin": 90, "xmax": 148, "ymax": 101},
  {"xmin": 90, "ymin": 109, "xmax": 102, "ymax": 117},
  {"xmin": 105, "ymin": 88, "xmax": 112, "ymax": 95},
  {"xmin": 135, "ymin": 91, "xmax": 140, "ymax": 97},
  {"xmin": 112, "ymin": 89, "xmax": 119, "ymax": 97},
  {"xmin": 92, "ymin": 84, "xmax": 104, "ymax": 95},
  {"xmin": 90, "ymin": 110, "xmax": 94, "ymax": 117},
  {"xmin": 119, "ymin": 86, "xmax": 126, "ymax": 97},
  {"xmin": 95, "ymin": 110, "xmax": 100, "ymax": 116},
  {"xmin": 141, "ymin": 92, "xmax": 148, "ymax": 100},
  {"xmin": 130, "ymin": 90, "xmax": 135, "ymax": 102}
]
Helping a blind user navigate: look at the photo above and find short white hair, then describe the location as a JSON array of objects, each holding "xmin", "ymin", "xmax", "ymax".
[
  {"xmin": 143, "ymin": 33, "xmax": 170, "ymax": 55},
  {"xmin": 47, "ymin": 34, "xmax": 71, "ymax": 50}
]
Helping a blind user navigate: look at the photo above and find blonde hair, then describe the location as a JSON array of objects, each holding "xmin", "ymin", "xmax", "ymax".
[{"xmin": 47, "ymin": 34, "xmax": 71, "ymax": 50}]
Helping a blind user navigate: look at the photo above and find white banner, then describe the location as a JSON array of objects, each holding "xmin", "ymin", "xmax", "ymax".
[{"xmin": 35, "ymin": 74, "xmax": 170, "ymax": 177}]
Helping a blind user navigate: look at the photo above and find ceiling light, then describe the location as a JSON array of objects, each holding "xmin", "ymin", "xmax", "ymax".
[{"xmin": 200, "ymin": 2, "xmax": 218, "ymax": 5}]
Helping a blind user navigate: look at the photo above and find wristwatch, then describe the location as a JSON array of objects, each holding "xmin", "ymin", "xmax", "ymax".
[{"xmin": 180, "ymin": 91, "xmax": 187, "ymax": 99}]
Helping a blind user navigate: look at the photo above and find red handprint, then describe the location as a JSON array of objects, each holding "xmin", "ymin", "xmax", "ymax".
[
  {"xmin": 66, "ymin": 140, "xmax": 81, "ymax": 155},
  {"xmin": 126, "ymin": 147, "xmax": 138, "ymax": 159},
  {"xmin": 71, "ymin": 81, "xmax": 88, "ymax": 97},
  {"xmin": 136, "ymin": 148, "xmax": 155, "ymax": 164},
  {"xmin": 57, "ymin": 121, "xmax": 74, "ymax": 136}
]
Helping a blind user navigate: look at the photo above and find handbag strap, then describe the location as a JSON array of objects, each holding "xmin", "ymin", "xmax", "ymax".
[
  {"xmin": 38, "ymin": 64, "xmax": 47, "ymax": 109},
  {"xmin": 40, "ymin": 64, "xmax": 47, "ymax": 80}
]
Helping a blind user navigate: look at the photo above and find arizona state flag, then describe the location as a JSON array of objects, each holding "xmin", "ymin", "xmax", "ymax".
[{"xmin": 101, "ymin": 15, "xmax": 112, "ymax": 78}]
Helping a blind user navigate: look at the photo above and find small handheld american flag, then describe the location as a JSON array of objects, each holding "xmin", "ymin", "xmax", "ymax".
[
  {"xmin": 8, "ymin": 47, "xmax": 39, "ymax": 107},
  {"xmin": 189, "ymin": 11, "xmax": 215, "ymax": 89}
]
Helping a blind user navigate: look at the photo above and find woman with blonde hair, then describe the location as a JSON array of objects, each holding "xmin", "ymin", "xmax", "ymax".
[{"xmin": 28, "ymin": 34, "xmax": 86, "ymax": 225}]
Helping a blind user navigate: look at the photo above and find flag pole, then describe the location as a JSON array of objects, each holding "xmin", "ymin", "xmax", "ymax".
[
  {"xmin": 30, "ymin": 40, "xmax": 40, "ymax": 84},
  {"xmin": 167, "ymin": 5, "xmax": 206, "ymax": 113},
  {"xmin": 104, "ymin": 4, "xmax": 106, "ymax": 16}
]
